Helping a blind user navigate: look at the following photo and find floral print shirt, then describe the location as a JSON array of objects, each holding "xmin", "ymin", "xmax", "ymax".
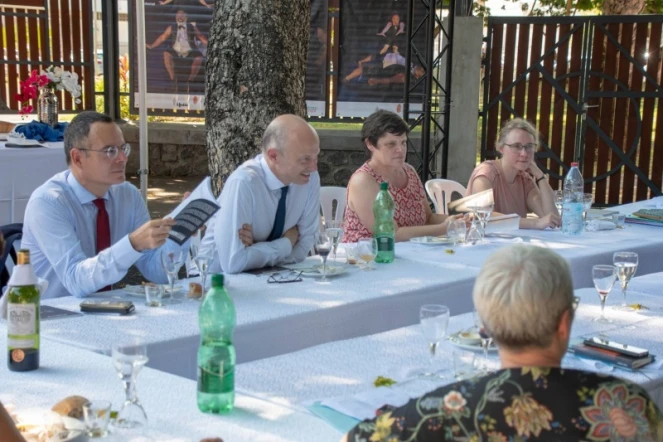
[{"xmin": 346, "ymin": 367, "xmax": 663, "ymax": 442}]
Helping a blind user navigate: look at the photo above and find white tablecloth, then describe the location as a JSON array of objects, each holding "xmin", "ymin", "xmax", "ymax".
[
  {"xmin": 0, "ymin": 141, "xmax": 66, "ymax": 224},
  {"xmin": 237, "ymin": 272, "xmax": 663, "ymax": 417},
  {"xmin": 0, "ymin": 333, "xmax": 340, "ymax": 442},
  {"xmin": 40, "ymin": 258, "xmax": 479, "ymax": 379}
]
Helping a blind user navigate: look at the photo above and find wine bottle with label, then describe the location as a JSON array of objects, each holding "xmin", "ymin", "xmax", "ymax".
[{"xmin": 7, "ymin": 249, "xmax": 40, "ymax": 371}]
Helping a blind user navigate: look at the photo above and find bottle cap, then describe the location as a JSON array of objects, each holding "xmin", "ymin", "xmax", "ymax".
[
  {"xmin": 380, "ymin": 182, "xmax": 388, "ymax": 190},
  {"xmin": 571, "ymin": 162, "xmax": 579, "ymax": 167},
  {"xmin": 17, "ymin": 249, "xmax": 30, "ymax": 265},
  {"xmin": 211, "ymin": 274, "xmax": 224, "ymax": 288}
]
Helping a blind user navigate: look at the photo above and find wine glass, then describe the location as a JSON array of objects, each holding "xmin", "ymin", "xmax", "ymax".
[
  {"xmin": 357, "ymin": 238, "xmax": 377, "ymax": 270},
  {"xmin": 473, "ymin": 310, "xmax": 493, "ymax": 372},
  {"xmin": 112, "ymin": 341, "xmax": 149, "ymax": 429},
  {"xmin": 466, "ymin": 217, "xmax": 482, "ymax": 246},
  {"xmin": 613, "ymin": 252, "xmax": 638, "ymax": 310},
  {"xmin": 190, "ymin": 244, "xmax": 211, "ymax": 299},
  {"xmin": 420, "ymin": 305, "xmax": 450, "ymax": 378},
  {"xmin": 475, "ymin": 203, "xmax": 494, "ymax": 240},
  {"xmin": 592, "ymin": 265, "xmax": 616, "ymax": 322},
  {"xmin": 314, "ymin": 232, "xmax": 332, "ymax": 281},
  {"xmin": 582, "ymin": 193, "xmax": 593, "ymax": 228},
  {"xmin": 161, "ymin": 250, "xmax": 185, "ymax": 303},
  {"xmin": 325, "ymin": 220, "xmax": 344, "ymax": 261}
]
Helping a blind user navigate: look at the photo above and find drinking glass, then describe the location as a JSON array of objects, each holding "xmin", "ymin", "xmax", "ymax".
[
  {"xmin": 357, "ymin": 238, "xmax": 378, "ymax": 270},
  {"xmin": 448, "ymin": 219, "xmax": 467, "ymax": 248},
  {"xmin": 452, "ymin": 351, "xmax": 476, "ymax": 380},
  {"xmin": 475, "ymin": 203, "xmax": 494, "ymax": 239},
  {"xmin": 553, "ymin": 190, "xmax": 564, "ymax": 218},
  {"xmin": 144, "ymin": 285, "xmax": 163, "ymax": 307},
  {"xmin": 345, "ymin": 243, "xmax": 359, "ymax": 265},
  {"xmin": 408, "ymin": 305, "xmax": 450, "ymax": 379},
  {"xmin": 582, "ymin": 193, "xmax": 593, "ymax": 227},
  {"xmin": 592, "ymin": 265, "xmax": 616, "ymax": 322},
  {"xmin": 112, "ymin": 341, "xmax": 149, "ymax": 429},
  {"xmin": 190, "ymin": 244, "xmax": 211, "ymax": 298},
  {"xmin": 314, "ymin": 232, "xmax": 332, "ymax": 281},
  {"xmin": 466, "ymin": 218, "xmax": 482, "ymax": 246},
  {"xmin": 613, "ymin": 252, "xmax": 638, "ymax": 310},
  {"xmin": 325, "ymin": 221, "xmax": 344, "ymax": 261},
  {"xmin": 83, "ymin": 400, "xmax": 112, "ymax": 438},
  {"xmin": 473, "ymin": 311, "xmax": 493, "ymax": 372},
  {"xmin": 161, "ymin": 249, "xmax": 185, "ymax": 303}
]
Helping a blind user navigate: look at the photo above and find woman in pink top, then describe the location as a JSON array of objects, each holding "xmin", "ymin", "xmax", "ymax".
[
  {"xmin": 467, "ymin": 118, "xmax": 560, "ymax": 230},
  {"xmin": 344, "ymin": 110, "xmax": 461, "ymax": 243}
]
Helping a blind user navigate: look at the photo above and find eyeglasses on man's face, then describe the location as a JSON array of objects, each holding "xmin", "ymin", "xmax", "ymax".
[
  {"xmin": 77, "ymin": 143, "xmax": 131, "ymax": 160},
  {"xmin": 503, "ymin": 142, "xmax": 538, "ymax": 153}
]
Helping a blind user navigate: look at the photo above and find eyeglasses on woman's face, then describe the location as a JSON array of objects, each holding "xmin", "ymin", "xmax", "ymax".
[
  {"xmin": 503, "ymin": 142, "xmax": 538, "ymax": 153},
  {"xmin": 76, "ymin": 143, "xmax": 131, "ymax": 160}
]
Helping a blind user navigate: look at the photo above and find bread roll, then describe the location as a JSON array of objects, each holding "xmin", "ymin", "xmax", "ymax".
[
  {"xmin": 187, "ymin": 282, "xmax": 203, "ymax": 299},
  {"xmin": 51, "ymin": 395, "xmax": 89, "ymax": 419}
]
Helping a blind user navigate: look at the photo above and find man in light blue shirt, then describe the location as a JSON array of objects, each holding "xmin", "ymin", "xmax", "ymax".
[
  {"xmin": 21, "ymin": 111, "xmax": 187, "ymax": 298},
  {"xmin": 202, "ymin": 114, "xmax": 321, "ymax": 274}
]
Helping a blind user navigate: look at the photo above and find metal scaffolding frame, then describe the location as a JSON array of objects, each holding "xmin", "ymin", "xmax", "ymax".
[{"xmin": 403, "ymin": 0, "xmax": 456, "ymax": 182}]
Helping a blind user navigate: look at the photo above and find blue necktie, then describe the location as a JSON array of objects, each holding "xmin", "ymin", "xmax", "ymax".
[{"xmin": 268, "ymin": 186, "xmax": 289, "ymax": 241}]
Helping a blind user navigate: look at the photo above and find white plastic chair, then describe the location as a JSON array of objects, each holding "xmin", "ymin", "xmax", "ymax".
[
  {"xmin": 320, "ymin": 186, "xmax": 347, "ymax": 224},
  {"xmin": 425, "ymin": 179, "xmax": 466, "ymax": 215}
]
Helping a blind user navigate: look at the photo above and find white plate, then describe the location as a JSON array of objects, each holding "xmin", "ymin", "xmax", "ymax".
[
  {"xmin": 122, "ymin": 284, "xmax": 183, "ymax": 298},
  {"xmin": 410, "ymin": 236, "xmax": 452, "ymax": 246},
  {"xmin": 449, "ymin": 331, "xmax": 498, "ymax": 352},
  {"xmin": 16, "ymin": 413, "xmax": 87, "ymax": 442}
]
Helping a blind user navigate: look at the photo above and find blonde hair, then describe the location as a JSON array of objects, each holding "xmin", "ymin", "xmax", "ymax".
[
  {"xmin": 496, "ymin": 118, "xmax": 540, "ymax": 150},
  {"xmin": 472, "ymin": 244, "xmax": 574, "ymax": 350}
]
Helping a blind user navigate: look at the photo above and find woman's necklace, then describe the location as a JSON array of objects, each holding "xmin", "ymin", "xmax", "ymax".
[{"xmin": 497, "ymin": 159, "xmax": 521, "ymax": 205}]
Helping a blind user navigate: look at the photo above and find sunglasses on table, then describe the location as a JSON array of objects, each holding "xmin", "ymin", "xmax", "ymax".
[{"xmin": 267, "ymin": 270, "xmax": 303, "ymax": 284}]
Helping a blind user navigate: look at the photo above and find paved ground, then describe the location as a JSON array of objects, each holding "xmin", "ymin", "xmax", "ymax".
[{"xmin": 119, "ymin": 175, "xmax": 203, "ymax": 286}]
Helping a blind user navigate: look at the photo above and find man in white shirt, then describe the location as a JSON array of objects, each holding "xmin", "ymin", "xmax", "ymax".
[
  {"xmin": 21, "ymin": 111, "xmax": 188, "ymax": 298},
  {"xmin": 203, "ymin": 114, "xmax": 321, "ymax": 274}
]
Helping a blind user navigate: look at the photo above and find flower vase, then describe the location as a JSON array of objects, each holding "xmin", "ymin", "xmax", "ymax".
[{"xmin": 37, "ymin": 89, "xmax": 58, "ymax": 128}]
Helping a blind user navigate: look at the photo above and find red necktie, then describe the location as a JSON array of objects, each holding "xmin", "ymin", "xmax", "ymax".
[{"xmin": 93, "ymin": 198, "xmax": 112, "ymax": 291}]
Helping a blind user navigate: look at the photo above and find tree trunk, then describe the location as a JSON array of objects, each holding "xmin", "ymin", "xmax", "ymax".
[
  {"xmin": 602, "ymin": 0, "xmax": 645, "ymax": 14},
  {"xmin": 205, "ymin": 0, "xmax": 311, "ymax": 195}
]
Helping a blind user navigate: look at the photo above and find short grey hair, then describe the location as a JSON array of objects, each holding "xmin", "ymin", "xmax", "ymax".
[
  {"xmin": 64, "ymin": 111, "xmax": 114, "ymax": 165},
  {"xmin": 261, "ymin": 121, "xmax": 289, "ymax": 154},
  {"xmin": 496, "ymin": 118, "xmax": 540, "ymax": 149},
  {"xmin": 473, "ymin": 244, "xmax": 574, "ymax": 349}
]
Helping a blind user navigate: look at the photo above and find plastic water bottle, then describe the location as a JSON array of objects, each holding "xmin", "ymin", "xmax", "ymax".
[
  {"xmin": 562, "ymin": 162, "xmax": 584, "ymax": 236},
  {"xmin": 197, "ymin": 274, "xmax": 235, "ymax": 413},
  {"xmin": 373, "ymin": 182, "xmax": 395, "ymax": 263}
]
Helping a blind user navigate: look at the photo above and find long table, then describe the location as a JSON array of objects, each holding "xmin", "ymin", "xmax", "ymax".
[
  {"xmin": 36, "ymin": 197, "xmax": 663, "ymax": 381},
  {"xmin": 0, "ymin": 333, "xmax": 340, "ymax": 442},
  {"xmin": 236, "ymin": 272, "xmax": 663, "ymax": 424},
  {"xmin": 0, "ymin": 141, "xmax": 66, "ymax": 224},
  {"xmin": 39, "ymin": 258, "xmax": 479, "ymax": 379}
]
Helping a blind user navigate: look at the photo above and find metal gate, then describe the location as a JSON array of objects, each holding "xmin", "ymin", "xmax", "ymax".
[{"xmin": 482, "ymin": 15, "xmax": 663, "ymax": 205}]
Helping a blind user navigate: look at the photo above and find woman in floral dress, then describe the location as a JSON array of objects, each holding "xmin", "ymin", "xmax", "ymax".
[{"xmin": 345, "ymin": 245, "xmax": 663, "ymax": 441}]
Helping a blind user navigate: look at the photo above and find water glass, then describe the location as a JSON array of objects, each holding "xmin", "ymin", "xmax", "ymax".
[
  {"xmin": 144, "ymin": 285, "xmax": 163, "ymax": 307},
  {"xmin": 161, "ymin": 249, "xmax": 185, "ymax": 303},
  {"xmin": 345, "ymin": 243, "xmax": 359, "ymax": 265},
  {"xmin": 612, "ymin": 213, "xmax": 626, "ymax": 229},
  {"xmin": 582, "ymin": 193, "xmax": 593, "ymax": 227},
  {"xmin": 83, "ymin": 400, "xmax": 112, "ymax": 438},
  {"xmin": 592, "ymin": 265, "xmax": 616, "ymax": 322},
  {"xmin": 448, "ymin": 219, "xmax": 467, "ymax": 248},
  {"xmin": 112, "ymin": 341, "xmax": 149, "ymax": 429},
  {"xmin": 452, "ymin": 350, "xmax": 476, "ymax": 380},
  {"xmin": 410, "ymin": 305, "xmax": 450, "ymax": 379}
]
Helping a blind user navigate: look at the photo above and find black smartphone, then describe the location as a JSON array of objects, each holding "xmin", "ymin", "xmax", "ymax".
[
  {"xmin": 583, "ymin": 337, "xmax": 649, "ymax": 358},
  {"xmin": 80, "ymin": 300, "xmax": 135, "ymax": 315}
]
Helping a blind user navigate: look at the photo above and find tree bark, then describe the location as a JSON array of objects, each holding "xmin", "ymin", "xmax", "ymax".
[
  {"xmin": 602, "ymin": 0, "xmax": 645, "ymax": 15},
  {"xmin": 205, "ymin": 0, "xmax": 311, "ymax": 195}
]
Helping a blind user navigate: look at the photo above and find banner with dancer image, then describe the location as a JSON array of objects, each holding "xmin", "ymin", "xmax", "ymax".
[
  {"xmin": 131, "ymin": 0, "xmax": 214, "ymax": 113},
  {"xmin": 336, "ymin": 0, "xmax": 425, "ymax": 118}
]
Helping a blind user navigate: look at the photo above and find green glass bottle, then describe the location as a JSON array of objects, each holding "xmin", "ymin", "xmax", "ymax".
[
  {"xmin": 7, "ymin": 249, "xmax": 40, "ymax": 372},
  {"xmin": 373, "ymin": 181, "xmax": 395, "ymax": 263},
  {"xmin": 197, "ymin": 274, "xmax": 236, "ymax": 413}
]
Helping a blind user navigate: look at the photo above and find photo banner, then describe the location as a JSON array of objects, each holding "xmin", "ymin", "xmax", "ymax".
[
  {"xmin": 131, "ymin": 1, "xmax": 214, "ymax": 113},
  {"xmin": 336, "ymin": 0, "xmax": 425, "ymax": 118},
  {"xmin": 306, "ymin": 0, "xmax": 328, "ymax": 117}
]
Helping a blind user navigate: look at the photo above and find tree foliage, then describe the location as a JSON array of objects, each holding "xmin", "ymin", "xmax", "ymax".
[{"xmin": 473, "ymin": 0, "xmax": 663, "ymax": 17}]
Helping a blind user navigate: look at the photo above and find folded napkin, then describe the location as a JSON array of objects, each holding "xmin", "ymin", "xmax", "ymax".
[
  {"xmin": 14, "ymin": 120, "xmax": 68, "ymax": 142},
  {"xmin": 585, "ymin": 220, "xmax": 616, "ymax": 231}
]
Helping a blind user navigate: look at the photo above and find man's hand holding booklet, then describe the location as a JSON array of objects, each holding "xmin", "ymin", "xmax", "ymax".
[{"xmin": 167, "ymin": 177, "xmax": 220, "ymax": 245}]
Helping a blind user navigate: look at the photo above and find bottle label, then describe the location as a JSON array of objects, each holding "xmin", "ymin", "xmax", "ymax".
[
  {"xmin": 562, "ymin": 202, "xmax": 584, "ymax": 236},
  {"xmin": 376, "ymin": 235, "xmax": 394, "ymax": 252},
  {"xmin": 8, "ymin": 303, "xmax": 37, "ymax": 336}
]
